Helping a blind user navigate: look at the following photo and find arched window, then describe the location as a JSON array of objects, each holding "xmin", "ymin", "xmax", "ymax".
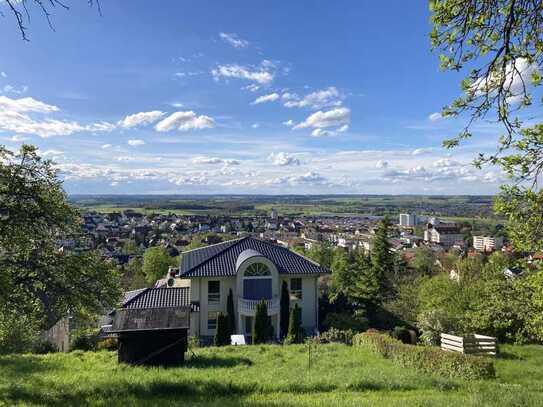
[{"xmin": 244, "ymin": 262, "xmax": 271, "ymax": 277}]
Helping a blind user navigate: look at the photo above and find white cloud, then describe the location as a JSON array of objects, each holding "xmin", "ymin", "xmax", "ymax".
[
  {"xmin": 251, "ymin": 123, "xmax": 260, "ymax": 129},
  {"xmin": 244, "ymin": 84, "xmax": 260, "ymax": 92},
  {"xmin": 268, "ymin": 171, "xmax": 328, "ymax": 186},
  {"xmin": 128, "ymin": 139, "xmax": 145, "ymax": 146},
  {"xmin": 252, "ymin": 93, "xmax": 280, "ymax": 105},
  {"xmin": 411, "ymin": 147, "xmax": 433, "ymax": 156},
  {"xmin": 311, "ymin": 128, "xmax": 338, "ymax": 137},
  {"xmin": 9, "ymin": 134, "xmax": 29, "ymax": 142},
  {"xmin": 284, "ymin": 87, "xmax": 343, "ymax": 109},
  {"xmin": 219, "ymin": 32, "xmax": 250, "ymax": 48},
  {"xmin": 376, "ymin": 160, "xmax": 389, "ymax": 169},
  {"xmin": 269, "ymin": 152, "xmax": 300, "ymax": 166},
  {"xmin": 282, "ymin": 119, "xmax": 295, "ymax": 127},
  {"xmin": 155, "ymin": 111, "xmax": 215, "ymax": 132},
  {"xmin": 211, "ymin": 63, "xmax": 274, "ymax": 85},
  {"xmin": 2, "ymin": 85, "xmax": 28, "ymax": 95},
  {"xmin": 191, "ymin": 156, "xmax": 240, "ymax": 165},
  {"xmin": 101, "ymin": 144, "xmax": 112, "ymax": 149},
  {"xmin": 428, "ymin": 112, "xmax": 443, "ymax": 121},
  {"xmin": 0, "ymin": 72, "xmax": 7, "ymax": 78},
  {"xmin": 294, "ymin": 107, "xmax": 351, "ymax": 130},
  {"xmin": 0, "ymin": 96, "xmax": 59, "ymax": 113},
  {"xmin": 118, "ymin": 111, "xmax": 165, "ymax": 128}
]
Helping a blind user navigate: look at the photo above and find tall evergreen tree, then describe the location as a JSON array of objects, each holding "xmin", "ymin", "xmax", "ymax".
[
  {"xmin": 280, "ymin": 281, "xmax": 290, "ymax": 338},
  {"xmin": 370, "ymin": 217, "xmax": 394, "ymax": 297},
  {"xmin": 252, "ymin": 300, "xmax": 271, "ymax": 344},
  {"xmin": 285, "ymin": 303, "xmax": 303, "ymax": 344},
  {"xmin": 214, "ymin": 313, "xmax": 230, "ymax": 346},
  {"xmin": 351, "ymin": 251, "xmax": 381, "ymax": 314},
  {"xmin": 226, "ymin": 288, "xmax": 236, "ymax": 335}
]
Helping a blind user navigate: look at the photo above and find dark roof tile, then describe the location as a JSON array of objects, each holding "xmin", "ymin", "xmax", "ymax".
[{"xmin": 179, "ymin": 236, "xmax": 328, "ymax": 278}]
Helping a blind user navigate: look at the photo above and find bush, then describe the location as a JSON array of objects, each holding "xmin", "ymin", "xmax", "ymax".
[
  {"xmin": 32, "ymin": 339, "xmax": 57, "ymax": 354},
  {"xmin": 392, "ymin": 326, "xmax": 416, "ymax": 344},
  {"xmin": 71, "ymin": 329, "xmax": 99, "ymax": 351},
  {"xmin": 317, "ymin": 328, "xmax": 355, "ymax": 345},
  {"xmin": 417, "ymin": 309, "xmax": 457, "ymax": 346},
  {"xmin": 214, "ymin": 313, "xmax": 231, "ymax": 346},
  {"xmin": 96, "ymin": 337, "xmax": 118, "ymax": 351},
  {"xmin": 322, "ymin": 311, "xmax": 368, "ymax": 332},
  {"xmin": 353, "ymin": 332, "xmax": 495, "ymax": 379},
  {"xmin": 253, "ymin": 300, "xmax": 273, "ymax": 344},
  {"xmin": 0, "ymin": 311, "xmax": 39, "ymax": 354},
  {"xmin": 284, "ymin": 304, "xmax": 304, "ymax": 344}
]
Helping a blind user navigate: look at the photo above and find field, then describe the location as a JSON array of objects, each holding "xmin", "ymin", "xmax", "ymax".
[
  {"xmin": 1, "ymin": 344, "xmax": 542, "ymax": 406},
  {"xmin": 70, "ymin": 194, "xmax": 497, "ymax": 219}
]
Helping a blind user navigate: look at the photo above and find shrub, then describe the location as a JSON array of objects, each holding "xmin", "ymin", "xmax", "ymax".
[
  {"xmin": 353, "ymin": 332, "xmax": 495, "ymax": 379},
  {"xmin": 392, "ymin": 326, "xmax": 416, "ymax": 344},
  {"xmin": 253, "ymin": 300, "xmax": 272, "ymax": 344},
  {"xmin": 188, "ymin": 336, "xmax": 200, "ymax": 349},
  {"xmin": 318, "ymin": 328, "xmax": 355, "ymax": 345},
  {"xmin": 71, "ymin": 329, "xmax": 99, "ymax": 351},
  {"xmin": 214, "ymin": 312, "xmax": 231, "ymax": 346},
  {"xmin": 322, "ymin": 311, "xmax": 368, "ymax": 332},
  {"xmin": 96, "ymin": 337, "xmax": 118, "ymax": 351},
  {"xmin": 32, "ymin": 339, "xmax": 57, "ymax": 354},
  {"xmin": 0, "ymin": 311, "xmax": 39, "ymax": 354},
  {"xmin": 417, "ymin": 309, "xmax": 457, "ymax": 346},
  {"xmin": 284, "ymin": 304, "xmax": 304, "ymax": 344}
]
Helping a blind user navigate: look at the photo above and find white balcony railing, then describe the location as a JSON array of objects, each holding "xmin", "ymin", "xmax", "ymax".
[{"xmin": 238, "ymin": 298, "xmax": 280, "ymax": 315}]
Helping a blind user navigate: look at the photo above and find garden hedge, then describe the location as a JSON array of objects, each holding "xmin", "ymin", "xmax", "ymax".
[{"xmin": 353, "ymin": 331, "xmax": 495, "ymax": 380}]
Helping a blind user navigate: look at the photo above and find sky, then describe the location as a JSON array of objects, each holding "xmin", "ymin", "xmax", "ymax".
[{"xmin": 0, "ymin": 0, "xmax": 527, "ymax": 194}]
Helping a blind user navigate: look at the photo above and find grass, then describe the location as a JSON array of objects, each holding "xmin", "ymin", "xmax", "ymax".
[{"xmin": 0, "ymin": 344, "xmax": 542, "ymax": 406}]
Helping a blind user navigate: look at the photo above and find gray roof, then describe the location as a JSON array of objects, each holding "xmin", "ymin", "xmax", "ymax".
[
  {"xmin": 236, "ymin": 249, "xmax": 264, "ymax": 270},
  {"xmin": 178, "ymin": 236, "xmax": 328, "ymax": 278},
  {"xmin": 123, "ymin": 287, "xmax": 191, "ymax": 309}
]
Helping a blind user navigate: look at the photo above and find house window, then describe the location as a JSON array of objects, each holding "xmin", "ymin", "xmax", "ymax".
[
  {"xmin": 290, "ymin": 278, "xmax": 302, "ymax": 300},
  {"xmin": 207, "ymin": 312, "xmax": 218, "ymax": 330},
  {"xmin": 245, "ymin": 262, "xmax": 271, "ymax": 276},
  {"xmin": 208, "ymin": 281, "xmax": 220, "ymax": 304}
]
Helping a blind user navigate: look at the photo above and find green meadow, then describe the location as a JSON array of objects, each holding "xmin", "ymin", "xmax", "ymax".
[{"xmin": 1, "ymin": 343, "xmax": 542, "ymax": 406}]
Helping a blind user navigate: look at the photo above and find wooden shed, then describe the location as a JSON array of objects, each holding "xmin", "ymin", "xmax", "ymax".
[{"xmin": 110, "ymin": 287, "xmax": 191, "ymax": 366}]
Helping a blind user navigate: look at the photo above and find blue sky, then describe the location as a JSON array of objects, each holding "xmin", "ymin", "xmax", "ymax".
[{"xmin": 0, "ymin": 1, "xmax": 519, "ymax": 194}]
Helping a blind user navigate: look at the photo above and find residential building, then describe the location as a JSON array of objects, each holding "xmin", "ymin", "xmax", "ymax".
[
  {"xmin": 424, "ymin": 223, "xmax": 464, "ymax": 247},
  {"xmin": 173, "ymin": 236, "xmax": 328, "ymax": 340},
  {"xmin": 399, "ymin": 213, "xmax": 417, "ymax": 227},
  {"xmin": 473, "ymin": 235, "xmax": 503, "ymax": 252}
]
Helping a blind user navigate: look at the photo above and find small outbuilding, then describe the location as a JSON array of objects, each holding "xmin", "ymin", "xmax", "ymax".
[{"xmin": 110, "ymin": 287, "xmax": 191, "ymax": 366}]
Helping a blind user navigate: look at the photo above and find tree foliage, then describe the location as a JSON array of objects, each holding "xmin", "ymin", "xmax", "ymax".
[
  {"xmin": 252, "ymin": 300, "xmax": 272, "ymax": 344},
  {"xmin": 142, "ymin": 246, "xmax": 176, "ymax": 285},
  {"xmin": 0, "ymin": 145, "xmax": 121, "ymax": 333},
  {"xmin": 226, "ymin": 288, "xmax": 236, "ymax": 336},
  {"xmin": 285, "ymin": 303, "xmax": 303, "ymax": 344},
  {"xmin": 214, "ymin": 313, "xmax": 230, "ymax": 346},
  {"xmin": 280, "ymin": 281, "xmax": 290, "ymax": 338}
]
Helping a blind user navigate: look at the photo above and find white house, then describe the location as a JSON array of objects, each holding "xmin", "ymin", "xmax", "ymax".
[
  {"xmin": 424, "ymin": 223, "xmax": 464, "ymax": 247},
  {"xmin": 173, "ymin": 236, "xmax": 328, "ymax": 340},
  {"xmin": 473, "ymin": 235, "xmax": 503, "ymax": 252}
]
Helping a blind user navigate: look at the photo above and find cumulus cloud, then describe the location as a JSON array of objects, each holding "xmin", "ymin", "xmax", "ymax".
[
  {"xmin": 219, "ymin": 32, "xmax": 250, "ymax": 48},
  {"xmin": 191, "ymin": 156, "xmax": 240, "ymax": 165},
  {"xmin": 211, "ymin": 63, "xmax": 274, "ymax": 85},
  {"xmin": 376, "ymin": 160, "xmax": 389, "ymax": 169},
  {"xmin": 0, "ymin": 96, "xmax": 59, "ymax": 113},
  {"xmin": 294, "ymin": 107, "xmax": 351, "ymax": 131},
  {"xmin": 0, "ymin": 95, "xmax": 115, "ymax": 138},
  {"xmin": 128, "ymin": 139, "xmax": 145, "ymax": 146},
  {"xmin": 269, "ymin": 152, "xmax": 300, "ymax": 166},
  {"xmin": 155, "ymin": 111, "xmax": 215, "ymax": 132},
  {"xmin": 252, "ymin": 93, "xmax": 280, "ymax": 105},
  {"xmin": 283, "ymin": 87, "xmax": 343, "ymax": 109},
  {"xmin": 101, "ymin": 144, "xmax": 112, "ymax": 149},
  {"xmin": 268, "ymin": 171, "xmax": 328, "ymax": 186},
  {"xmin": 118, "ymin": 111, "xmax": 165, "ymax": 128},
  {"xmin": 3, "ymin": 85, "xmax": 28, "ymax": 95}
]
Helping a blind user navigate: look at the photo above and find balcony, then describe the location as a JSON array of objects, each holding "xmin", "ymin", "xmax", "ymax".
[{"xmin": 238, "ymin": 298, "xmax": 279, "ymax": 316}]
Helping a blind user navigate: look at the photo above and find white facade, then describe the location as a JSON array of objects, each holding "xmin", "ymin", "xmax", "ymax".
[
  {"xmin": 175, "ymin": 254, "xmax": 320, "ymax": 339},
  {"xmin": 399, "ymin": 213, "xmax": 416, "ymax": 227},
  {"xmin": 473, "ymin": 235, "xmax": 503, "ymax": 252}
]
